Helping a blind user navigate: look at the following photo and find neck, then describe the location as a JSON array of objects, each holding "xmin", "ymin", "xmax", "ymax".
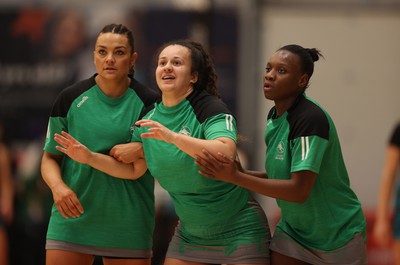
[
  {"xmin": 162, "ymin": 87, "xmax": 194, "ymax": 107},
  {"xmin": 274, "ymin": 94, "xmax": 302, "ymax": 117},
  {"xmin": 95, "ymin": 75, "xmax": 131, "ymax": 98}
]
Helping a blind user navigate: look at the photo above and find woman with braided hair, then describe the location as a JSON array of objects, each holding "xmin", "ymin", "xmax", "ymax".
[{"xmin": 41, "ymin": 23, "xmax": 159, "ymax": 265}]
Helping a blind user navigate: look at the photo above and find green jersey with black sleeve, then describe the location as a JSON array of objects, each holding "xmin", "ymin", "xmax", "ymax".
[
  {"xmin": 43, "ymin": 74, "xmax": 158, "ymax": 250},
  {"xmin": 264, "ymin": 93, "xmax": 366, "ymax": 251},
  {"xmin": 132, "ymin": 90, "xmax": 269, "ymax": 246},
  {"xmin": 391, "ymin": 123, "xmax": 400, "ymax": 238}
]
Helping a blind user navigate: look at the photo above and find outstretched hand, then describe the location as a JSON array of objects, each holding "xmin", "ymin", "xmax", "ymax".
[
  {"xmin": 195, "ymin": 149, "xmax": 238, "ymax": 182},
  {"xmin": 136, "ymin": 119, "xmax": 176, "ymax": 143},
  {"xmin": 55, "ymin": 131, "xmax": 92, "ymax": 164}
]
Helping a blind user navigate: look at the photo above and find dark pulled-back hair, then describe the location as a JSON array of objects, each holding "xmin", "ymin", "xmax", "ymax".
[
  {"xmin": 98, "ymin": 23, "xmax": 135, "ymax": 54},
  {"xmin": 278, "ymin": 44, "xmax": 324, "ymax": 89},
  {"xmin": 155, "ymin": 39, "xmax": 219, "ymax": 97}
]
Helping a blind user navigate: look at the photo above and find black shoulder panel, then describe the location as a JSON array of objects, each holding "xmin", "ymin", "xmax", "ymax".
[
  {"xmin": 390, "ymin": 123, "xmax": 400, "ymax": 146},
  {"xmin": 50, "ymin": 75, "xmax": 96, "ymax": 118},
  {"xmin": 186, "ymin": 90, "xmax": 234, "ymax": 123},
  {"xmin": 267, "ymin": 107, "xmax": 276, "ymax": 119},
  {"xmin": 286, "ymin": 95, "xmax": 329, "ymax": 141},
  {"xmin": 130, "ymin": 78, "xmax": 161, "ymax": 108}
]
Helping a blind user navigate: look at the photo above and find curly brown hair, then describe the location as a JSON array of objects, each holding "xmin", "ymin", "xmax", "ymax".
[{"xmin": 154, "ymin": 39, "xmax": 220, "ymax": 98}]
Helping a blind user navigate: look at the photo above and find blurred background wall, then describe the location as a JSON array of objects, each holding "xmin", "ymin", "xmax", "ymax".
[{"xmin": 0, "ymin": 0, "xmax": 399, "ymax": 264}]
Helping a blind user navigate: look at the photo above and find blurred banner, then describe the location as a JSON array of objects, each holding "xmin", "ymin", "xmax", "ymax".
[
  {"xmin": 0, "ymin": 6, "xmax": 238, "ymax": 144},
  {"xmin": 0, "ymin": 5, "xmax": 239, "ymax": 265}
]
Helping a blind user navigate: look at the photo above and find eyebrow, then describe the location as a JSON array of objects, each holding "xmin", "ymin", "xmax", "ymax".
[
  {"xmin": 96, "ymin": 45, "xmax": 127, "ymax": 50},
  {"xmin": 159, "ymin": 55, "xmax": 182, "ymax": 59}
]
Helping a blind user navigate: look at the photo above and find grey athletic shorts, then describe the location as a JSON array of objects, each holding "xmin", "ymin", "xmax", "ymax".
[
  {"xmin": 46, "ymin": 239, "xmax": 152, "ymax": 258},
  {"xmin": 270, "ymin": 231, "xmax": 367, "ymax": 265},
  {"xmin": 165, "ymin": 198, "xmax": 271, "ymax": 264}
]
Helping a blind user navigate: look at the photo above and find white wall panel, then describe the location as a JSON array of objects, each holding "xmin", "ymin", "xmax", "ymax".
[{"xmin": 257, "ymin": 6, "xmax": 400, "ymax": 213}]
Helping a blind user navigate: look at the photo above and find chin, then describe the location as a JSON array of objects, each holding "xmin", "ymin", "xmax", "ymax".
[{"xmin": 263, "ymin": 91, "xmax": 273, "ymax": 100}]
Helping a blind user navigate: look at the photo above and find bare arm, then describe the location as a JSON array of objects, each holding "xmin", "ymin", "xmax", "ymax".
[
  {"xmin": 55, "ymin": 131, "xmax": 148, "ymax": 180},
  {"xmin": 0, "ymin": 144, "xmax": 14, "ymax": 223},
  {"xmin": 373, "ymin": 144, "xmax": 400, "ymax": 246},
  {"xmin": 41, "ymin": 151, "xmax": 84, "ymax": 218},
  {"xmin": 196, "ymin": 149, "xmax": 316, "ymax": 203},
  {"xmin": 136, "ymin": 119, "xmax": 236, "ymax": 159},
  {"xmin": 243, "ymin": 169, "xmax": 268, "ymax": 179},
  {"xmin": 110, "ymin": 142, "xmax": 144, "ymax": 163}
]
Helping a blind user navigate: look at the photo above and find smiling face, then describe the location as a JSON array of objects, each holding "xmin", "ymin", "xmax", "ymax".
[
  {"xmin": 155, "ymin": 44, "xmax": 198, "ymax": 97},
  {"xmin": 94, "ymin": 32, "xmax": 137, "ymax": 82},
  {"xmin": 263, "ymin": 50, "xmax": 308, "ymax": 105}
]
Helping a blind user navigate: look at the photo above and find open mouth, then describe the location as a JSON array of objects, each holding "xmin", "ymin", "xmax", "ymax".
[{"xmin": 162, "ymin": 75, "xmax": 175, "ymax": 80}]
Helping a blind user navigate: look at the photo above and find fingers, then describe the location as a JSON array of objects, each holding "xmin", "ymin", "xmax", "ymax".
[
  {"xmin": 109, "ymin": 146, "xmax": 117, "ymax": 157},
  {"xmin": 195, "ymin": 154, "xmax": 221, "ymax": 175},
  {"xmin": 61, "ymin": 130, "xmax": 77, "ymax": 142},
  {"xmin": 135, "ymin": 119, "xmax": 154, "ymax": 127},
  {"xmin": 55, "ymin": 145, "xmax": 67, "ymax": 154},
  {"xmin": 56, "ymin": 197, "xmax": 84, "ymax": 219},
  {"xmin": 201, "ymin": 149, "xmax": 230, "ymax": 162},
  {"xmin": 54, "ymin": 133, "xmax": 69, "ymax": 147},
  {"xmin": 194, "ymin": 155, "xmax": 209, "ymax": 169},
  {"xmin": 197, "ymin": 169, "xmax": 214, "ymax": 178},
  {"xmin": 53, "ymin": 185, "xmax": 84, "ymax": 219},
  {"xmin": 54, "ymin": 131, "xmax": 79, "ymax": 146}
]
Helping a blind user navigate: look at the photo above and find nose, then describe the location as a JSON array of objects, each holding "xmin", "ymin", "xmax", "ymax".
[
  {"xmin": 163, "ymin": 61, "xmax": 173, "ymax": 71},
  {"xmin": 265, "ymin": 70, "xmax": 274, "ymax": 81},
  {"xmin": 105, "ymin": 53, "xmax": 115, "ymax": 64}
]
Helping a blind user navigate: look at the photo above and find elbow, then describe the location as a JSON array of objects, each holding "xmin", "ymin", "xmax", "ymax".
[
  {"xmin": 122, "ymin": 172, "xmax": 138, "ymax": 180},
  {"xmin": 292, "ymin": 190, "xmax": 311, "ymax": 203},
  {"xmin": 294, "ymin": 196, "xmax": 308, "ymax": 204}
]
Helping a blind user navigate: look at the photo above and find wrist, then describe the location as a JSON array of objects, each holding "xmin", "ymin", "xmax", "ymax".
[
  {"xmin": 85, "ymin": 151, "xmax": 96, "ymax": 165},
  {"xmin": 168, "ymin": 131, "xmax": 179, "ymax": 144},
  {"xmin": 50, "ymin": 180, "xmax": 63, "ymax": 190}
]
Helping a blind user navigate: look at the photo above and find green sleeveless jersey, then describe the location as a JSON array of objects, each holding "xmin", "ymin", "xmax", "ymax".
[
  {"xmin": 265, "ymin": 94, "xmax": 366, "ymax": 251},
  {"xmin": 43, "ymin": 74, "xmax": 159, "ymax": 249}
]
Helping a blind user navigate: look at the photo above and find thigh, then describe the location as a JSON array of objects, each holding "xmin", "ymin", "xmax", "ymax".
[
  {"xmin": 394, "ymin": 241, "xmax": 400, "ymax": 265},
  {"xmin": 46, "ymin": 250, "xmax": 95, "ymax": 265},
  {"xmin": 225, "ymin": 263, "xmax": 269, "ymax": 265},
  {"xmin": 0, "ymin": 228, "xmax": 9, "ymax": 265},
  {"xmin": 271, "ymin": 251, "xmax": 310, "ymax": 265},
  {"xmin": 164, "ymin": 258, "xmax": 208, "ymax": 265},
  {"xmin": 103, "ymin": 258, "xmax": 151, "ymax": 265}
]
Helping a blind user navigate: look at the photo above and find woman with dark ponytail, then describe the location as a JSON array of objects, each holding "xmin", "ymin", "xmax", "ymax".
[{"xmin": 196, "ymin": 44, "xmax": 367, "ymax": 264}]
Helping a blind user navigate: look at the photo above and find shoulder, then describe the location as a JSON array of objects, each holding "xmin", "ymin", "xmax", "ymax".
[
  {"xmin": 287, "ymin": 94, "xmax": 330, "ymax": 140},
  {"xmin": 61, "ymin": 74, "xmax": 96, "ymax": 99},
  {"xmin": 187, "ymin": 90, "xmax": 234, "ymax": 123},
  {"xmin": 130, "ymin": 78, "xmax": 160, "ymax": 107},
  {"xmin": 389, "ymin": 122, "xmax": 400, "ymax": 146},
  {"xmin": 50, "ymin": 74, "xmax": 96, "ymax": 117}
]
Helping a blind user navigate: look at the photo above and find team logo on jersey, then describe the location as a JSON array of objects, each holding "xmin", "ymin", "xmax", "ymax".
[
  {"xmin": 77, "ymin": 96, "xmax": 88, "ymax": 108},
  {"xmin": 275, "ymin": 140, "xmax": 285, "ymax": 160},
  {"xmin": 179, "ymin": 126, "xmax": 191, "ymax": 136}
]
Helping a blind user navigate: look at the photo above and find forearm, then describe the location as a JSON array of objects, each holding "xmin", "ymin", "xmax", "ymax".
[
  {"xmin": 228, "ymin": 171, "xmax": 311, "ymax": 203},
  {"xmin": 171, "ymin": 134, "xmax": 236, "ymax": 159},
  {"xmin": 0, "ymin": 146, "xmax": 12, "ymax": 196},
  {"xmin": 376, "ymin": 147, "xmax": 399, "ymax": 221},
  {"xmin": 0, "ymin": 174, "xmax": 13, "ymax": 202},
  {"xmin": 87, "ymin": 152, "xmax": 147, "ymax": 180},
  {"xmin": 41, "ymin": 152, "xmax": 65, "ymax": 190},
  {"xmin": 243, "ymin": 169, "xmax": 268, "ymax": 178}
]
